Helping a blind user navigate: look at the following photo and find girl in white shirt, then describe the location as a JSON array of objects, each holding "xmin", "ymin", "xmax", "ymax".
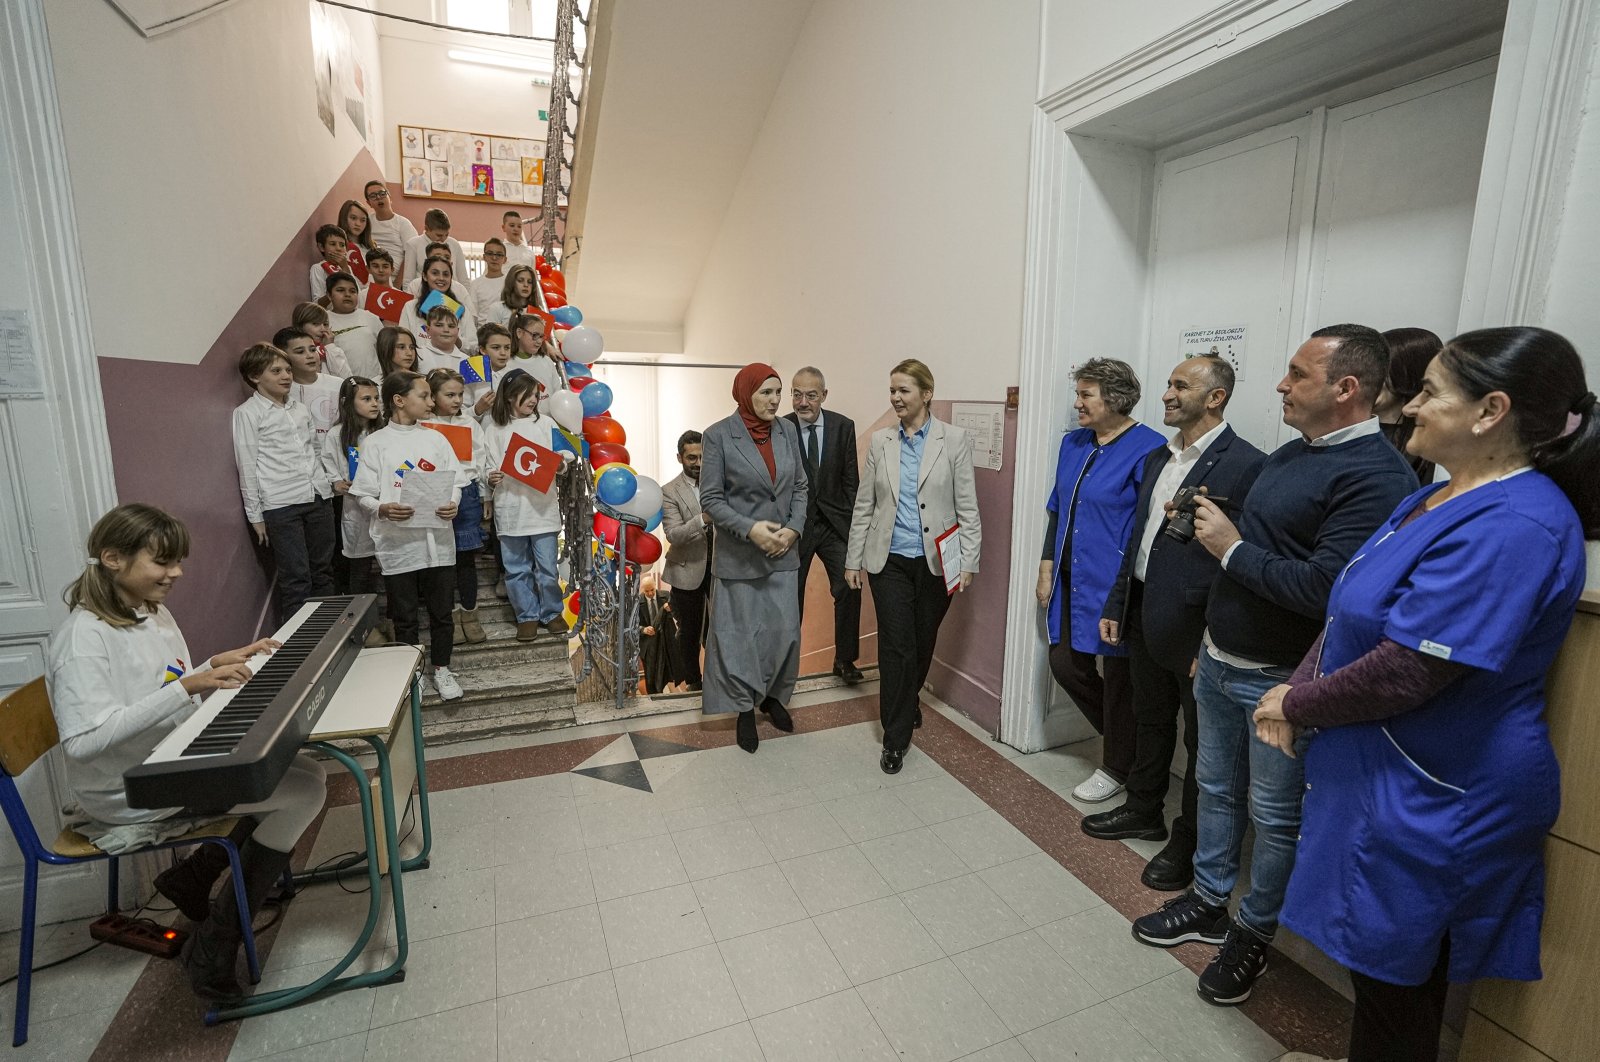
[
  {"xmin": 510, "ymin": 310, "xmax": 566, "ymax": 400},
  {"xmin": 350, "ymin": 371, "xmax": 469, "ymax": 700},
  {"xmin": 320, "ymin": 377, "xmax": 383, "ymax": 616},
  {"xmin": 482, "ymin": 264, "xmax": 542, "ymax": 330},
  {"xmin": 376, "ymin": 326, "xmax": 419, "ymax": 378},
  {"xmin": 45, "ymin": 503, "xmax": 327, "ymax": 1000},
  {"xmin": 398, "ymin": 256, "xmax": 477, "ymax": 350},
  {"xmin": 293, "ymin": 302, "xmax": 353, "ymax": 378},
  {"xmin": 483, "ymin": 373, "xmax": 571, "ymax": 641},
  {"xmin": 426, "ymin": 369, "xmax": 489, "ymax": 645}
]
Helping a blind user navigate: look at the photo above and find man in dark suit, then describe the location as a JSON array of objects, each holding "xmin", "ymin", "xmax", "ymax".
[
  {"xmin": 786, "ymin": 367, "xmax": 863, "ymax": 684},
  {"xmin": 1086, "ymin": 357, "xmax": 1266, "ymax": 890}
]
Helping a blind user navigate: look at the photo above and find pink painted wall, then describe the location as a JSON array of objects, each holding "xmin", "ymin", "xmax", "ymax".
[{"xmin": 97, "ymin": 151, "xmax": 387, "ymax": 651}]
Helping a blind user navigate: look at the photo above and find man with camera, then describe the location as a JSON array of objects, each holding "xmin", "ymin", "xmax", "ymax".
[
  {"xmin": 1087, "ymin": 357, "xmax": 1265, "ymax": 895},
  {"xmin": 1130, "ymin": 325, "xmax": 1418, "ymax": 1008}
]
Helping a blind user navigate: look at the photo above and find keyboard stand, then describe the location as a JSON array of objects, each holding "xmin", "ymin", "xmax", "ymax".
[{"xmin": 204, "ymin": 645, "xmax": 429, "ymax": 1025}]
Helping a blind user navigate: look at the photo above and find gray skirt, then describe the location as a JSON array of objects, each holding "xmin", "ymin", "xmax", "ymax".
[{"xmin": 702, "ymin": 569, "xmax": 801, "ymax": 715}]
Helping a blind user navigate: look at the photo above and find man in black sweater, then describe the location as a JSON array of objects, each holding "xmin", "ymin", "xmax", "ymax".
[{"xmin": 1131, "ymin": 324, "xmax": 1419, "ymax": 1008}]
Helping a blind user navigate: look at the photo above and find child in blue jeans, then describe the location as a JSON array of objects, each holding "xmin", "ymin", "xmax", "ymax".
[{"xmin": 482, "ymin": 372, "xmax": 569, "ymax": 642}]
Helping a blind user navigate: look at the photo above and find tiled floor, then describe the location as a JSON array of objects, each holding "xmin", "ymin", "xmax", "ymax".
[{"xmin": 6, "ymin": 687, "xmax": 1355, "ymax": 1062}]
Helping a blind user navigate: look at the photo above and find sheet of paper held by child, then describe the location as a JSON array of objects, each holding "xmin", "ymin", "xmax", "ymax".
[{"xmin": 398, "ymin": 467, "xmax": 454, "ymax": 529}]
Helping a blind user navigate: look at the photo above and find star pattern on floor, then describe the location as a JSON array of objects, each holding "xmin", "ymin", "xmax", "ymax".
[{"xmin": 569, "ymin": 731, "xmax": 700, "ymax": 792}]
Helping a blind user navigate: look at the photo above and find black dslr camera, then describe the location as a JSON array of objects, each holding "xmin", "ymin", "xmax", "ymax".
[{"xmin": 1164, "ymin": 487, "xmax": 1231, "ymax": 544}]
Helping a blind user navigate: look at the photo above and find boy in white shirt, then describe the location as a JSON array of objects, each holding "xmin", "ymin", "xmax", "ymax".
[
  {"xmin": 402, "ymin": 208, "xmax": 468, "ymax": 286},
  {"xmin": 363, "ymin": 180, "xmax": 417, "ymax": 265},
  {"xmin": 470, "ymin": 238, "xmax": 509, "ymax": 313},
  {"xmin": 324, "ymin": 274, "xmax": 383, "ymax": 379},
  {"xmin": 416, "ymin": 306, "xmax": 465, "ymax": 375},
  {"xmin": 230, "ymin": 343, "xmax": 334, "ymax": 622},
  {"xmin": 275, "ymin": 327, "xmax": 344, "ymax": 450},
  {"xmin": 501, "ymin": 210, "xmax": 538, "ymax": 269},
  {"xmin": 310, "ymin": 224, "xmax": 354, "ymax": 301}
]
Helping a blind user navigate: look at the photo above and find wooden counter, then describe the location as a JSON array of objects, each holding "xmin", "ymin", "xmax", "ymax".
[{"xmin": 1460, "ymin": 589, "xmax": 1600, "ymax": 1062}]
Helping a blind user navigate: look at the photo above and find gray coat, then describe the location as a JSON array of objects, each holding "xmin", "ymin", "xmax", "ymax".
[
  {"xmin": 660, "ymin": 471, "xmax": 709, "ymax": 590},
  {"xmin": 698, "ymin": 412, "xmax": 809, "ymax": 581}
]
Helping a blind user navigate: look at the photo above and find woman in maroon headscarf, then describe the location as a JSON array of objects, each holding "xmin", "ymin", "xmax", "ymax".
[{"xmin": 697, "ymin": 363, "xmax": 811, "ymax": 752}]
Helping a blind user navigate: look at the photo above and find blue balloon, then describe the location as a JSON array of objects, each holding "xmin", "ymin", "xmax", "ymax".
[
  {"xmin": 552, "ymin": 305, "xmax": 583, "ymax": 327},
  {"xmin": 563, "ymin": 360, "xmax": 590, "ymax": 377},
  {"xmin": 579, "ymin": 380, "xmax": 613, "ymax": 417},
  {"xmin": 644, "ymin": 509, "xmax": 662, "ymax": 533},
  {"xmin": 595, "ymin": 465, "xmax": 637, "ymax": 506}
]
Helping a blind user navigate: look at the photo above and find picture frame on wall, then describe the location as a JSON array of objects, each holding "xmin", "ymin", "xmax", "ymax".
[{"xmin": 398, "ymin": 124, "xmax": 550, "ymax": 206}]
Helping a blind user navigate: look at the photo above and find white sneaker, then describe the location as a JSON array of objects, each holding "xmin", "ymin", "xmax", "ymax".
[
  {"xmin": 431, "ymin": 666, "xmax": 464, "ymax": 701},
  {"xmin": 1073, "ymin": 768, "xmax": 1124, "ymax": 803}
]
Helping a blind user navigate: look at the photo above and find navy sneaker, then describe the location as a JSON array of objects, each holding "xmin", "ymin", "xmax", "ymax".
[
  {"xmin": 1131, "ymin": 893, "xmax": 1230, "ymax": 948},
  {"xmin": 1197, "ymin": 919, "xmax": 1270, "ymax": 1006}
]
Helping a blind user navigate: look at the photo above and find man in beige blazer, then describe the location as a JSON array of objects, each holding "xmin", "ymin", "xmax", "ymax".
[{"xmin": 661, "ymin": 430, "xmax": 711, "ymax": 690}]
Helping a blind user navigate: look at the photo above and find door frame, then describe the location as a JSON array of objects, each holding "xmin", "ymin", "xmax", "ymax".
[{"xmin": 1000, "ymin": 0, "xmax": 1596, "ymax": 751}]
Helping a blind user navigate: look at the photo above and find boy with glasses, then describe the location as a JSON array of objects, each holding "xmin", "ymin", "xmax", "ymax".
[{"xmin": 361, "ymin": 180, "xmax": 417, "ymax": 265}]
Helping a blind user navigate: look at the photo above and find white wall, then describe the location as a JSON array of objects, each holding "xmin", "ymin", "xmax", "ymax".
[
  {"xmin": 679, "ymin": 0, "xmax": 1040, "ymax": 437},
  {"xmin": 1542, "ymin": 50, "xmax": 1600, "ymax": 383},
  {"xmin": 1039, "ymin": 0, "xmax": 1218, "ymax": 99},
  {"xmin": 42, "ymin": 0, "xmax": 384, "ymax": 365},
  {"xmin": 378, "ymin": 32, "xmax": 553, "ymax": 186}
]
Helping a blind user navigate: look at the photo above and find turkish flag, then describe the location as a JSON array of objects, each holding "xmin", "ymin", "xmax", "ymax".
[
  {"xmin": 500, "ymin": 432, "xmax": 561, "ymax": 494},
  {"xmin": 348, "ymin": 245, "xmax": 370, "ymax": 284},
  {"xmin": 366, "ymin": 284, "xmax": 414, "ymax": 323}
]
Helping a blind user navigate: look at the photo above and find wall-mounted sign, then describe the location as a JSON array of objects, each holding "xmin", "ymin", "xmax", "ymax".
[{"xmin": 1179, "ymin": 325, "xmax": 1247, "ymax": 380}]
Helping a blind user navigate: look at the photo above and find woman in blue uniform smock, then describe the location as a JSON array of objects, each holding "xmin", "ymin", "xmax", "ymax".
[
  {"xmin": 1253, "ymin": 327, "xmax": 1599, "ymax": 1062},
  {"xmin": 1037, "ymin": 358, "xmax": 1163, "ymax": 804}
]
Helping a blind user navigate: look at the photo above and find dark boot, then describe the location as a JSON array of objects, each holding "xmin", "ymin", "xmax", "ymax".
[
  {"xmin": 182, "ymin": 838, "xmax": 292, "ymax": 1001},
  {"xmin": 759, "ymin": 697, "xmax": 794, "ymax": 732},
  {"xmin": 155, "ymin": 818, "xmax": 256, "ymax": 922},
  {"xmin": 736, "ymin": 710, "xmax": 759, "ymax": 753}
]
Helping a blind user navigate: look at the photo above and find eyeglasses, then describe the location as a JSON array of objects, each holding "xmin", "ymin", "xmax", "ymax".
[
  {"xmin": 483, "ymin": 250, "xmax": 506, "ymax": 258},
  {"xmin": 365, "ymin": 189, "xmax": 389, "ymax": 200},
  {"xmin": 792, "ymin": 391, "xmax": 822, "ymax": 402}
]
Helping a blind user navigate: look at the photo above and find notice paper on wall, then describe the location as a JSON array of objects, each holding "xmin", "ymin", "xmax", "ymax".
[
  {"xmin": 951, "ymin": 402, "xmax": 1005, "ymax": 471},
  {"xmin": 1179, "ymin": 325, "xmax": 1248, "ymax": 380},
  {"xmin": 0, "ymin": 310, "xmax": 44, "ymax": 399}
]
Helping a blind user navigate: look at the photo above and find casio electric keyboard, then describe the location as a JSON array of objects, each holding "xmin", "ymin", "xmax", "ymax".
[{"xmin": 124, "ymin": 595, "xmax": 378, "ymax": 811}]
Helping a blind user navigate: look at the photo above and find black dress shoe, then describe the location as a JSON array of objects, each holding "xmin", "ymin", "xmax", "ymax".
[
  {"xmin": 1081, "ymin": 805, "xmax": 1168, "ymax": 841},
  {"xmin": 833, "ymin": 662, "xmax": 865, "ymax": 685},
  {"xmin": 760, "ymin": 697, "xmax": 794, "ymax": 732},
  {"xmin": 880, "ymin": 747, "xmax": 904, "ymax": 774},
  {"xmin": 913, "ymin": 706, "xmax": 923, "ymax": 729},
  {"xmin": 1141, "ymin": 839, "xmax": 1195, "ymax": 891},
  {"xmin": 736, "ymin": 711, "xmax": 759, "ymax": 753}
]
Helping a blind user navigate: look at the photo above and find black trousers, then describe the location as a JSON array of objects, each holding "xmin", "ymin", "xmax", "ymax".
[
  {"xmin": 347, "ymin": 555, "xmax": 379, "ymax": 597},
  {"xmin": 797, "ymin": 521, "xmax": 860, "ymax": 667},
  {"xmin": 1348, "ymin": 940, "xmax": 1450, "ymax": 1062},
  {"xmin": 386, "ymin": 565, "xmax": 454, "ymax": 668},
  {"xmin": 455, "ymin": 548, "xmax": 481, "ymax": 610},
  {"xmin": 870, "ymin": 554, "xmax": 951, "ymax": 753},
  {"xmin": 1120, "ymin": 585, "xmax": 1198, "ymax": 846},
  {"xmin": 671, "ymin": 581, "xmax": 708, "ymax": 687},
  {"xmin": 262, "ymin": 499, "xmax": 335, "ymax": 624},
  {"xmin": 1047, "ymin": 642, "xmax": 1134, "ymax": 781}
]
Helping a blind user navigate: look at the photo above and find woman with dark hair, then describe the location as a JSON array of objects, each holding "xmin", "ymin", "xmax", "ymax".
[
  {"xmin": 1377, "ymin": 327, "xmax": 1442, "ymax": 483},
  {"xmin": 699, "ymin": 363, "xmax": 809, "ymax": 753},
  {"xmin": 1254, "ymin": 326, "xmax": 1598, "ymax": 1062},
  {"xmin": 1038, "ymin": 357, "xmax": 1163, "ymax": 806}
]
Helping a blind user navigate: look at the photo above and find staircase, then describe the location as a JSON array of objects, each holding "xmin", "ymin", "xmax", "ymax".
[{"xmin": 410, "ymin": 554, "xmax": 580, "ymax": 746}]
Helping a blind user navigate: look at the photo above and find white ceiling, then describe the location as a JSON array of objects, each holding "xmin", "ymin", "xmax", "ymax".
[{"xmin": 565, "ymin": 0, "xmax": 815, "ymax": 351}]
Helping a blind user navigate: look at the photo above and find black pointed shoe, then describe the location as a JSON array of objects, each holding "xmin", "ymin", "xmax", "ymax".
[
  {"xmin": 832, "ymin": 662, "xmax": 865, "ymax": 685},
  {"xmin": 759, "ymin": 697, "xmax": 794, "ymax": 732},
  {"xmin": 880, "ymin": 747, "xmax": 905, "ymax": 774},
  {"xmin": 736, "ymin": 710, "xmax": 759, "ymax": 753},
  {"xmin": 1141, "ymin": 838, "xmax": 1195, "ymax": 891},
  {"xmin": 1081, "ymin": 805, "xmax": 1168, "ymax": 841}
]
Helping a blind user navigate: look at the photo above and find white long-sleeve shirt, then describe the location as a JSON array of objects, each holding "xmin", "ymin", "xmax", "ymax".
[
  {"xmin": 349, "ymin": 421, "xmax": 467, "ymax": 575},
  {"xmin": 46, "ymin": 606, "xmax": 211, "ymax": 824},
  {"xmin": 483, "ymin": 414, "xmax": 566, "ymax": 536},
  {"xmin": 368, "ymin": 212, "xmax": 418, "ymax": 265},
  {"xmin": 402, "ymin": 234, "xmax": 468, "ymax": 287},
  {"xmin": 319, "ymin": 427, "xmax": 377, "ymax": 559},
  {"xmin": 327, "ymin": 309, "xmax": 383, "ymax": 379},
  {"xmin": 400, "ymin": 301, "xmax": 478, "ymax": 353},
  {"xmin": 416, "ymin": 341, "xmax": 464, "ymax": 376},
  {"xmin": 232, "ymin": 392, "xmax": 318, "ymax": 523}
]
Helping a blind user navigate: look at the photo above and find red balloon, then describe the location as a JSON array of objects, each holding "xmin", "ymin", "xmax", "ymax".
[
  {"xmin": 592, "ymin": 512, "xmax": 622, "ymax": 548},
  {"xmin": 536, "ymin": 258, "xmax": 551, "ymax": 276},
  {"xmin": 568, "ymin": 376, "xmax": 596, "ymax": 391},
  {"xmin": 541, "ymin": 274, "xmax": 566, "ymax": 292},
  {"xmin": 583, "ymin": 416, "xmax": 627, "ymax": 445},
  {"xmin": 624, "ymin": 527, "xmax": 662, "ymax": 565},
  {"xmin": 565, "ymin": 590, "xmax": 582, "ymax": 612},
  {"xmin": 546, "ymin": 269, "xmax": 565, "ymax": 285},
  {"xmin": 587, "ymin": 442, "xmax": 630, "ymax": 468},
  {"xmin": 544, "ymin": 291, "xmax": 567, "ymax": 308}
]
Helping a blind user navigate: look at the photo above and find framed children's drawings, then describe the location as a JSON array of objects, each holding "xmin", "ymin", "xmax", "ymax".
[{"xmin": 399, "ymin": 125, "xmax": 546, "ymax": 206}]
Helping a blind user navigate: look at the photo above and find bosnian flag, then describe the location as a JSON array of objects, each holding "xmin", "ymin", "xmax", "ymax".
[
  {"xmin": 418, "ymin": 289, "xmax": 465, "ymax": 319},
  {"xmin": 348, "ymin": 245, "xmax": 369, "ymax": 284},
  {"xmin": 460, "ymin": 354, "xmax": 491, "ymax": 385},
  {"xmin": 365, "ymin": 284, "xmax": 413, "ymax": 324}
]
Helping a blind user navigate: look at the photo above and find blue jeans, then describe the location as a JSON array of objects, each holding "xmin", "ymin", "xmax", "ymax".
[
  {"xmin": 1191, "ymin": 650, "xmax": 1304, "ymax": 939},
  {"xmin": 500, "ymin": 533, "xmax": 560, "ymax": 623}
]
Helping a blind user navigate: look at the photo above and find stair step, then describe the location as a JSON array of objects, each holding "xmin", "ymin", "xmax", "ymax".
[
  {"xmin": 421, "ymin": 660, "xmax": 574, "ymax": 709},
  {"xmin": 422, "ymin": 683, "xmax": 575, "ymax": 723},
  {"xmin": 422, "ymin": 709, "xmax": 577, "ymax": 746},
  {"xmin": 417, "ymin": 625, "xmax": 571, "ymax": 667}
]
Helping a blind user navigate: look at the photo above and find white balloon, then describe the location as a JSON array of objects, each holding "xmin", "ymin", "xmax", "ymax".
[
  {"xmin": 619, "ymin": 475, "xmax": 662, "ymax": 520},
  {"xmin": 561, "ymin": 325, "xmax": 604, "ymax": 363},
  {"xmin": 549, "ymin": 390, "xmax": 584, "ymax": 433}
]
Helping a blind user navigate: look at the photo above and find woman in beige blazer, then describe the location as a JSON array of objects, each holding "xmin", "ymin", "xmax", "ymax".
[{"xmin": 845, "ymin": 359, "xmax": 981, "ymax": 773}]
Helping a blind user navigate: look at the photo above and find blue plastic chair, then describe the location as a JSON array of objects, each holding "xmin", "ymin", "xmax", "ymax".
[{"xmin": 0, "ymin": 678, "xmax": 261, "ymax": 1046}]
